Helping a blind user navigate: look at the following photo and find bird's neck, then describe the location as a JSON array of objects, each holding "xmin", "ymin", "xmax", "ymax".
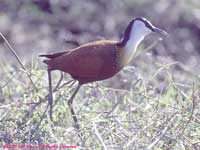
[{"xmin": 118, "ymin": 34, "xmax": 144, "ymax": 67}]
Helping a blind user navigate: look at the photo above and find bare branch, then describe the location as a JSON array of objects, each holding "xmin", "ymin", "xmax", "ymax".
[
  {"xmin": 0, "ymin": 32, "xmax": 36, "ymax": 90},
  {"xmin": 93, "ymin": 122, "xmax": 108, "ymax": 150}
]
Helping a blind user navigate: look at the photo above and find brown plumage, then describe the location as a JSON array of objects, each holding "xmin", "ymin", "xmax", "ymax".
[{"xmin": 40, "ymin": 40, "xmax": 122, "ymax": 85}]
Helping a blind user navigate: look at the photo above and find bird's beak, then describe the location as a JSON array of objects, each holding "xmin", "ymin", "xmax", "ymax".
[{"xmin": 153, "ymin": 27, "xmax": 168, "ymax": 36}]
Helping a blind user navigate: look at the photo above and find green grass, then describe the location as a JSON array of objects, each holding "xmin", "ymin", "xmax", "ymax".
[{"xmin": 0, "ymin": 52, "xmax": 199, "ymax": 149}]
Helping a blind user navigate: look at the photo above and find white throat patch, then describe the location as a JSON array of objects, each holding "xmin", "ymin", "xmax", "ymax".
[{"xmin": 122, "ymin": 21, "xmax": 152, "ymax": 65}]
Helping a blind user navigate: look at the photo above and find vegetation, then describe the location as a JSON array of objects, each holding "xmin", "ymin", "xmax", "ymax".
[{"xmin": 0, "ymin": 0, "xmax": 200, "ymax": 149}]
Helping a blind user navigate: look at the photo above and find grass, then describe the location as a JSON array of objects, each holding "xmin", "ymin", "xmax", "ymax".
[{"xmin": 0, "ymin": 33, "xmax": 199, "ymax": 150}]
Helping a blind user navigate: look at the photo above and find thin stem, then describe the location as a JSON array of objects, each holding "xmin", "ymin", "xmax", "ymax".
[
  {"xmin": 53, "ymin": 72, "xmax": 63, "ymax": 91},
  {"xmin": 93, "ymin": 122, "xmax": 108, "ymax": 150},
  {"xmin": 0, "ymin": 32, "xmax": 36, "ymax": 90}
]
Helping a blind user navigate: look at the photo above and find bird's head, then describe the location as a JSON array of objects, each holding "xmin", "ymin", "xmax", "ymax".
[{"xmin": 118, "ymin": 17, "xmax": 168, "ymax": 47}]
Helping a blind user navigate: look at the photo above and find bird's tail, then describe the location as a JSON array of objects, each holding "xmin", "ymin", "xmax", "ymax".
[
  {"xmin": 39, "ymin": 54, "xmax": 51, "ymax": 58},
  {"xmin": 39, "ymin": 51, "xmax": 69, "ymax": 59},
  {"xmin": 39, "ymin": 51, "xmax": 69, "ymax": 70},
  {"xmin": 39, "ymin": 54, "xmax": 53, "ymax": 66},
  {"xmin": 42, "ymin": 59, "xmax": 50, "ymax": 64},
  {"xmin": 39, "ymin": 57, "xmax": 55, "ymax": 70}
]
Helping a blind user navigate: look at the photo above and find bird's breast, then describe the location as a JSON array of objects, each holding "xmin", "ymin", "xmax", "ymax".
[{"xmin": 116, "ymin": 45, "xmax": 137, "ymax": 68}]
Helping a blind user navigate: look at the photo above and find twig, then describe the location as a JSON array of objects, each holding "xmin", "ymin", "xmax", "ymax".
[
  {"xmin": 178, "ymin": 84, "xmax": 195, "ymax": 136},
  {"xmin": 93, "ymin": 122, "xmax": 108, "ymax": 150},
  {"xmin": 57, "ymin": 79, "xmax": 75, "ymax": 90},
  {"xmin": 0, "ymin": 32, "xmax": 36, "ymax": 90},
  {"xmin": 54, "ymin": 72, "xmax": 63, "ymax": 90}
]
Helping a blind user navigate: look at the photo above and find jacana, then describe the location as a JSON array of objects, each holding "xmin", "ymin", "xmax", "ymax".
[{"xmin": 40, "ymin": 17, "xmax": 167, "ymax": 129}]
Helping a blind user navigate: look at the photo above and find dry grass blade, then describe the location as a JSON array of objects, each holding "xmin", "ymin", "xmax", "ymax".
[
  {"xmin": 93, "ymin": 121, "xmax": 108, "ymax": 150},
  {"xmin": 0, "ymin": 32, "xmax": 36, "ymax": 90},
  {"xmin": 178, "ymin": 84, "xmax": 196, "ymax": 136},
  {"xmin": 166, "ymin": 84, "xmax": 197, "ymax": 149}
]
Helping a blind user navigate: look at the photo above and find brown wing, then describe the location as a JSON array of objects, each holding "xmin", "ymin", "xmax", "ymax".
[{"xmin": 46, "ymin": 40, "xmax": 118, "ymax": 79}]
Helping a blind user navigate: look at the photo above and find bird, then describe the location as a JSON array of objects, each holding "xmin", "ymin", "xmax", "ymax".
[{"xmin": 39, "ymin": 17, "xmax": 167, "ymax": 130}]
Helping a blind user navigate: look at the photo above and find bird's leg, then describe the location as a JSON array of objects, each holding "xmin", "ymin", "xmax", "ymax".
[
  {"xmin": 68, "ymin": 84, "xmax": 81, "ymax": 130},
  {"xmin": 47, "ymin": 69, "xmax": 53, "ymax": 122}
]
